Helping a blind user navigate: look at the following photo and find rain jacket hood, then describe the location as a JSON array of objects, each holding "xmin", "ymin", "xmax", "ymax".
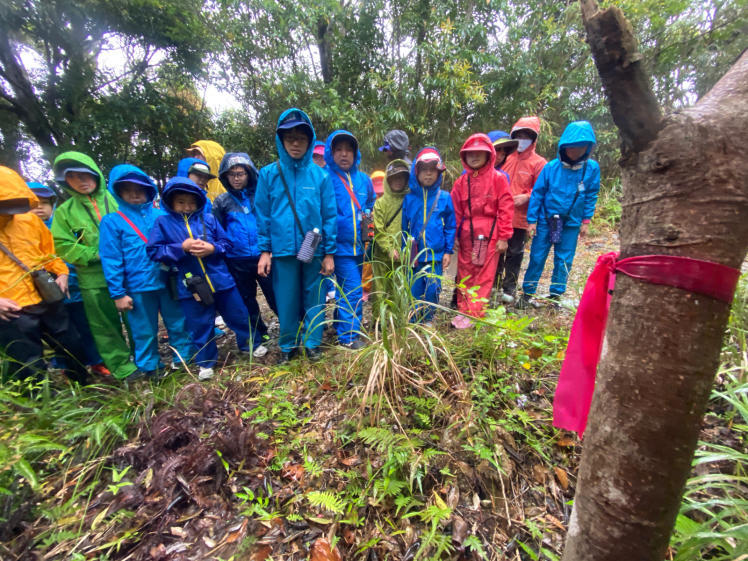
[
  {"xmin": 213, "ymin": 153, "xmax": 263, "ymax": 259},
  {"xmin": 161, "ymin": 177, "xmax": 208, "ymax": 215},
  {"xmin": 323, "ymin": 130, "xmax": 361, "ymax": 175},
  {"xmin": 557, "ymin": 121, "xmax": 596, "ymax": 165},
  {"xmin": 384, "ymin": 160, "xmax": 411, "ymax": 199},
  {"xmin": 459, "ymin": 134, "xmax": 496, "ymax": 177},
  {"xmin": 410, "ymin": 147, "xmax": 446, "ymax": 193},
  {"xmin": 275, "ymin": 108, "xmax": 316, "ymax": 170},
  {"xmin": 503, "ymin": 116, "xmax": 547, "ymax": 229},
  {"xmin": 1, "ymin": 170, "xmax": 38, "ymax": 214},
  {"xmin": 511, "ymin": 116, "xmax": 541, "ymax": 144},
  {"xmin": 526, "ymin": 121, "xmax": 600, "ymax": 228},
  {"xmin": 53, "ymin": 151, "xmax": 106, "ymax": 197},
  {"xmin": 187, "ymin": 140, "xmax": 226, "ymax": 201},
  {"xmin": 108, "ymin": 164, "xmax": 157, "ymax": 208},
  {"xmin": 218, "ymin": 152, "xmax": 259, "ymax": 194},
  {"xmin": 0, "ymin": 166, "xmax": 68, "ymax": 307},
  {"xmin": 177, "ymin": 157, "xmax": 211, "ymax": 179}
]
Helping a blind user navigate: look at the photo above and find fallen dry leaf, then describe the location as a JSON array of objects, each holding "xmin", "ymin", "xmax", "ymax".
[
  {"xmin": 169, "ymin": 526, "xmax": 187, "ymax": 538},
  {"xmin": 553, "ymin": 467, "xmax": 569, "ymax": 490},
  {"xmin": 282, "ymin": 463, "xmax": 305, "ymax": 483},
  {"xmin": 451, "ymin": 515, "xmax": 468, "ymax": 546},
  {"xmin": 528, "ymin": 347, "xmax": 543, "ymax": 359},
  {"xmin": 310, "ymin": 537, "xmax": 343, "ymax": 561},
  {"xmin": 555, "ymin": 436, "xmax": 576, "ymax": 448},
  {"xmin": 340, "ymin": 455, "xmax": 361, "ymax": 467},
  {"xmin": 343, "ymin": 526, "xmax": 356, "ymax": 545},
  {"xmin": 250, "ymin": 544, "xmax": 272, "ymax": 561},
  {"xmin": 546, "ymin": 514, "xmax": 566, "ymax": 531},
  {"xmin": 320, "ymin": 382, "xmax": 334, "ymax": 391}
]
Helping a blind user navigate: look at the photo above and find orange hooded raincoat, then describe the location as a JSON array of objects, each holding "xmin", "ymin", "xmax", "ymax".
[
  {"xmin": 502, "ymin": 116, "xmax": 548, "ymax": 229},
  {"xmin": 0, "ymin": 167, "xmax": 68, "ymax": 308}
]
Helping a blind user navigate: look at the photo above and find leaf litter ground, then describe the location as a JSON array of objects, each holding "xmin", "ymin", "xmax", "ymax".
[{"xmin": 2, "ymin": 227, "xmax": 745, "ymax": 561}]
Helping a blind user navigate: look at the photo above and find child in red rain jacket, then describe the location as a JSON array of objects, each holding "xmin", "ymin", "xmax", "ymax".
[{"xmin": 450, "ymin": 134, "xmax": 514, "ymax": 327}]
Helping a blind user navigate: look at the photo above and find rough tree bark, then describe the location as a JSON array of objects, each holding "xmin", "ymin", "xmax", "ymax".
[{"xmin": 563, "ymin": 2, "xmax": 748, "ymax": 560}]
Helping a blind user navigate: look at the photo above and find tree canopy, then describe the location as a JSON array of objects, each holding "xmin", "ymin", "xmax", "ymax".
[{"xmin": 1, "ymin": 0, "xmax": 744, "ymax": 181}]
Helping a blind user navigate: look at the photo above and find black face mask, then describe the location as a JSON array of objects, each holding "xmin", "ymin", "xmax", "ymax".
[{"xmin": 0, "ymin": 198, "xmax": 31, "ymax": 215}]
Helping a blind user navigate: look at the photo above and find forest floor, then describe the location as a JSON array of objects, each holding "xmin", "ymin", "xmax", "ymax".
[{"xmin": 1, "ymin": 225, "xmax": 745, "ymax": 561}]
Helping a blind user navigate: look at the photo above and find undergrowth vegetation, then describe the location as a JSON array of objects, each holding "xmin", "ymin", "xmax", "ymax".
[{"xmin": 0, "ymin": 272, "xmax": 745, "ymax": 560}]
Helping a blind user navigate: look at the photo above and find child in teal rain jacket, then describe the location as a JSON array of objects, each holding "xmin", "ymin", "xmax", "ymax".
[
  {"xmin": 324, "ymin": 130, "xmax": 375, "ymax": 349},
  {"xmin": 99, "ymin": 165, "xmax": 194, "ymax": 378},
  {"xmin": 255, "ymin": 108, "xmax": 337, "ymax": 364},
  {"xmin": 521, "ymin": 120, "xmax": 601, "ymax": 303}
]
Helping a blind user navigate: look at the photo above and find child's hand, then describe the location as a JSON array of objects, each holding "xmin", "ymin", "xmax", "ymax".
[
  {"xmin": 114, "ymin": 295, "xmax": 134, "ymax": 312},
  {"xmin": 190, "ymin": 240, "xmax": 215, "ymax": 258},
  {"xmin": 320, "ymin": 254, "xmax": 335, "ymax": 276},
  {"xmin": 442, "ymin": 254, "xmax": 451, "ymax": 269},
  {"xmin": 0, "ymin": 298, "xmax": 21, "ymax": 321},
  {"xmin": 391, "ymin": 249, "xmax": 400, "ymax": 261},
  {"xmin": 513, "ymin": 194, "xmax": 530, "ymax": 206},
  {"xmin": 258, "ymin": 252, "xmax": 272, "ymax": 277},
  {"xmin": 182, "ymin": 239, "xmax": 196, "ymax": 252},
  {"xmin": 580, "ymin": 223, "xmax": 590, "ymax": 237},
  {"xmin": 55, "ymin": 274, "xmax": 69, "ymax": 297},
  {"xmin": 527, "ymin": 224, "xmax": 537, "ymax": 237},
  {"xmin": 496, "ymin": 239, "xmax": 508, "ymax": 253}
]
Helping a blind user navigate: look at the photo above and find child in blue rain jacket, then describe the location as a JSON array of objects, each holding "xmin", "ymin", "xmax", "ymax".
[
  {"xmin": 401, "ymin": 148, "xmax": 456, "ymax": 324},
  {"xmin": 521, "ymin": 120, "xmax": 601, "ymax": 302},
  {"xmin": 146, "ymin": 177, "xmax": 251, "ymax": 380},
  {"xmin": 176, "ymin": 157, "xmax": 214, "ymax": 215},
  {"xmin": 255, "ymin": 108, "xmax": 337, "ymax": 364},
  {"xmin": 213, "ymin": 152, "xmax": 278, "ymax": 358},
  {"xmin": 99, "ymin": 165, "xmax": 194, "ymax": 378},
  {"xmin": 324, "ymin": 130, "xmax": 375, "ymax": 349}
]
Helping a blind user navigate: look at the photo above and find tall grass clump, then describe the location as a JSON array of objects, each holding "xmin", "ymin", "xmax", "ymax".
[{"xmin": 348, "ymin": 239, "xmax": 466, "ymax": 424}]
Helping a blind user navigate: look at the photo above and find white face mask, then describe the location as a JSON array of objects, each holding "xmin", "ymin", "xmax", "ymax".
[{"xmin": 517, "ymin": 139, "xmax": 533, "ymax": 152}]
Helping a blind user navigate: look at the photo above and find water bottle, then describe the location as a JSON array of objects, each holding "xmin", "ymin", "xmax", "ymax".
[
  {"xmin": 297, "ymin": 227, "xmax": 322, "ymax": 263},
  {"xmin": 472, "ymin": 234, "xmax": 488, "ymax": 266}
]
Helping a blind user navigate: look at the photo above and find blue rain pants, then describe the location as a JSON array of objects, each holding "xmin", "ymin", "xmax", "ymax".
[
  {"xmin": 522, "ymin": 221, "xmax": 580, "ymax": 297},
  {"xmin": 272, "ymin": 256, "xmax": 326, "ymax": 352},
  {"xmin": 129, "ymin": 289, "xmax": 194, "ymax": 371},
  {"xmin": 333, "ymin": 255, "xmax": 364, "ymax": 344},
  {"xmin": 179, "ymin": 287, "xmax": 250, "ymax": 368}
]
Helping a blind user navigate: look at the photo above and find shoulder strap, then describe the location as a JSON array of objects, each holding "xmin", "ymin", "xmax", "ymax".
[
  {"xmin": 117, "ymin": 211, "xmax": 148, "ymax": 243},
  {"xmin": 560, "ymin": 160, "xmax": 588, "ymax": 220},
  {"xmin": 0, "ymin": 240, "xmax": 30, "ymax": 272},
  {"xmin": 467, "ymin": 175, "xmax": 499, "ymax": 240},
  {"xmin": 276, "ymin": 162, "xmax": 305, "ymax": 234},
  {"xmin": 335, "ymin": 172, "xmax": 362, "ymax": 212},
  {"xmin": 384, "ymin": 201, "xmax": 404, "ymax": 230},
  {"xmin": 420, "ymin": 190, "xmax": 441, "ymax": 243}
]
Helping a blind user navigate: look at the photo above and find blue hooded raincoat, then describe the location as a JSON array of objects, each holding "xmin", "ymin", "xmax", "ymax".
[
  {"xmin": 146, "ymin": 177, "xmax": 236, "ymax": 300},
  {"xmin": 324, "ymin": 130, "xmax": 375, "ymax": 257},
  {"xmin": 213, "ymin": 152, "xmax": 262, "ymax": 259},
  {"xmin": 523, "ymin": 120, "xmax": 601, "ymax": 297},
  {"xmin": 255, "ymin": 109, "xmax": 337, "ymax": 258},
  {"xmin": 401, "ymin": 147, "xmax": 456, "ymax": 264},
  {"xmin": 526, "ymin": 121, "xmax": 600, "ymax": 228},
  {"xmin": 100, "ymin": 165, "xmax": 165, "ymax": 299}
]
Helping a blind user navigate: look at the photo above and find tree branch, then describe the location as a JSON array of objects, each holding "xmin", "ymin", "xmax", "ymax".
[{"xmin": 580, "ymin": 0, "xmax": 662, "ymax": 155}]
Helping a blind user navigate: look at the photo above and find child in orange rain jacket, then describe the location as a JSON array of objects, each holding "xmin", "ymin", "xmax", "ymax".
[
  {"xmin": 450, "ymin": 134, "xmax": 514, "ymax": 327},
  {"xmin": 0, "ymin": 166, "xmax": 89, "ymax": 384}
]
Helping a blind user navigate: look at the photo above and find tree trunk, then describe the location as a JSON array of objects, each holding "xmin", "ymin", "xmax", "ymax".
[
  {"xmin": 316, "ymin": 18, "xmax": 333, "ymax": 84},
  {"xmin": 563, "ymin": 2, "xmax": 748, "ymax": 560}
]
